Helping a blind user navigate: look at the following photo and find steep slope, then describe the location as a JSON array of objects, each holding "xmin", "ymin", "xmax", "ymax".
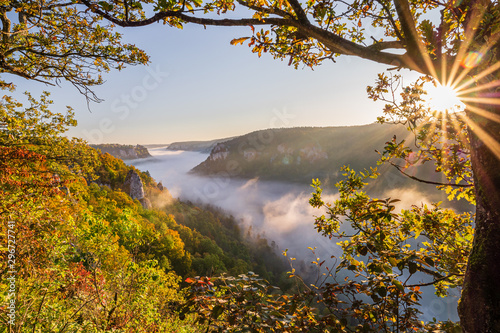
[{"xmin": 191, "ymin": 124, "xmax": 410, "ymax": 185}]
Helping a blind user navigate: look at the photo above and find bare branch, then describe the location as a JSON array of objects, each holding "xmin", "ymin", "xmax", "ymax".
[
  {"xmin": 405, "ymin": 273, "xmax": 463, "ymax": 288},
  {"xmin": 236, "ymin": 0, "xmax": 292, "ymax": 18},
  {"xmin": 390, "ymin": 161, "xmax": 473, "ymax": 187},
  {"xmin": 367, "ymin": 40, "xmax": 404, "ymax": 51}
]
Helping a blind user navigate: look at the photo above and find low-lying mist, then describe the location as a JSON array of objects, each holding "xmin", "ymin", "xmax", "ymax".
[
  {"xmin": 131, "ymin": 148, "xmax": 340, "ymax": 260},
  {"xmin": 129, "ymin": 147, "xmax": 460, "ymax": 322}
]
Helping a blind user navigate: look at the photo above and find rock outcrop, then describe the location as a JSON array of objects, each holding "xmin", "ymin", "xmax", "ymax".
[
  {"xmin": 208, "ymin": 143, "xmax": 229, "ymax": 161},
  {"xmin": 91, "ymin": 144, "xmax": 151, "ymax": 160},
  {"xmin": 139, "ymin": 198, "xmax": 152, "ymax": 209},
  {"xmin": 123, "ymin": 169, "xmax": 145, "ymax": 200},
  {"xmin": 157, "ymin": 181, "xmax": 164, "ymax": 191},
  {"xmin": 123, "ymin": 169, "xmax": 152, "ymax": 209}
]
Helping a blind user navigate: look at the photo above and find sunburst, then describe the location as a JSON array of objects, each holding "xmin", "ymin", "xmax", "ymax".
[
  {"xmin": 408, "ymin": 4, "xmax": 500, "ymax": 162},
  {"xmin": 424, "ymin": 82, "xmax": 465, "ymax": 113}
]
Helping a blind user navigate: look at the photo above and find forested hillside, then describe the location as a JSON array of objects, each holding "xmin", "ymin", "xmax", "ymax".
[
  {"xmin": 0, "ymin": 94, "xmax": 287, "ymax": 331},
  {"xmin": 191, "ymin": 124, "xmax": 410, "ymax": 185}
]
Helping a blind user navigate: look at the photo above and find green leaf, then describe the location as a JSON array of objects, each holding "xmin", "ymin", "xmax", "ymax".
[
  {"xmin": 382, "ymin": 264, "xmax": 392, "ymax": 274},
  {"xmin": 376, "ymin": 287, "xmax": 387, "ymax": 297},
  {"xmin": 424, "ymin": 257, "xmax": 435, "ymax": 267},
  {"xmin": 211, "ymin": 305, "xmax": 224, "ymax": 319},
  {"xmin": 388, "ymin": 257, "xmax": 398, "ymax": 267},
  {"xmin": 393, "ymin": 280, "xmax": 404, "ymax": 292},
  {"xmin": 409, "ymin": 262, "xmax": 417, "ymax": 274},
  {"xmin": 98, "ymin": 1, "xmax": 114, "ymax": 11}
]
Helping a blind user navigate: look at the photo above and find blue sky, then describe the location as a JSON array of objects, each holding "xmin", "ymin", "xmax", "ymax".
[{"xmin": 13, "ymin": 22, "xmax": 421, "ymax": 144}]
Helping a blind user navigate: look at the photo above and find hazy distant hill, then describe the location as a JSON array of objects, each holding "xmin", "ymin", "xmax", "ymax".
[
  {"xmin": 167, "ymin": 137, "xmax": 235, "ymax": 153},
  {"xmin": 190, "ymin": 124, "xmax": 412, "ymax": 184},
  {"xmin": 189, "ymin": 123, "xmax": 473, "ymax": 210},
  {"xmin": 90, "ymin": 144, "xmax": 151, "ymax": 160}
]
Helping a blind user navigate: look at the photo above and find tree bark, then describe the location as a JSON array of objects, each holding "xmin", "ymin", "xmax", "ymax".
[{"xmin": 458, "ymin": 103, "xmax": 500, "ymax": 332}]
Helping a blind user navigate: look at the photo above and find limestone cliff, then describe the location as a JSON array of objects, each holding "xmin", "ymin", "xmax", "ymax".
[
  {"xmin": 208, "ymin": 143, "xmax": 229, "ymax": 161},
  {"xmin": 167, "ymin": 137, "xmax": 234, "ymax": 153},
  {"xmin": 91, "ymin": 144, "xmax": 151, "ymax": 160},
  {"xmin": 123, "ymin": 169, "xmax": 151, "ymax": 209}
]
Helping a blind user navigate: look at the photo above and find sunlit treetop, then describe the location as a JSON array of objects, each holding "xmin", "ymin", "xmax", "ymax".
[{"xmin": 0, "ymin": 0, "xmax": 149, "ymax": 102}]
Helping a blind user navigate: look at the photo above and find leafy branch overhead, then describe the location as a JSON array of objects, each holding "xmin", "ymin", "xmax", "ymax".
[
  {"xmin": 79, "ymin": 0, "xmax": 500, "ymax": 75},
  {"xmin": 0, "ymin": 0, "xmax": 148, "ymax": 101}
]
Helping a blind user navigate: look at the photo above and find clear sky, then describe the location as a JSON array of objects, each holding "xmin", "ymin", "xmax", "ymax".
[{"xmin": 12, "ymin": 22, "xmax": 421, "ymax": 144}]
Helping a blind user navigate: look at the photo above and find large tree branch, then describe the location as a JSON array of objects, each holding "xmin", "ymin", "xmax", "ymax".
[
  {"xmin": 298, "ymin": 23, "xmax": 409, "ymax": 67},
  {"xmin": 287, "ymin": 0, "xmax": 309, "ymax": 24},
  {"xmin": 80, "ymin": 0, "xmax": 413, "ymax": 70},
  {"xmin": 367, "ymin": 40, "xmax": 404, "ymax": 51},
  {"xmin": 392, "ymin": 0, "xmax": 427, "ymax": 71},
  {"xmin": 0, "ymin": 8, "xmax": 12, "ymax": 45},
  {"xmin": 79, "ymin": 0, "xmax": 294, "ymax": 27}
]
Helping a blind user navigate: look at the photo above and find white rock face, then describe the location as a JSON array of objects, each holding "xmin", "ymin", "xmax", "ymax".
[
  {"xmin": 209, "ymin": 143, "xmax": 229, "ymax": 161},
  {"xmin": 123, "ymin": 170, "xmax": 145, "ymax": 201}
]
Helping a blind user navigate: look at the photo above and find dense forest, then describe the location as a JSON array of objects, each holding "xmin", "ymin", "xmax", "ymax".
[
  {"xmin": 167, "ymin": 138, "xmax": 234, "ymax": 153},
  {"xmin": 189, "ymin": 125, "xmax": 474, "ymax": 213},
  {"xmin": 0, "ymin": 95, "xmax": 289, "ymax": 331}
]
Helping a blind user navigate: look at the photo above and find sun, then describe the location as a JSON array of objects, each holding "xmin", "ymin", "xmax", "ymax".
[{"xmin": 424, "ymin": 82, "xmax": 465, "ymax": 113}]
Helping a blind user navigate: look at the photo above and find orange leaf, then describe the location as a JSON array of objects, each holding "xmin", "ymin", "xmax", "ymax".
[{"xmin": 230, "ymin": 37, "xmax": 250, "ymax": 46}]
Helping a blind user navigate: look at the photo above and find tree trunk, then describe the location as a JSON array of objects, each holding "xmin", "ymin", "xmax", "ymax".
[{"xmin": 458, "ymin": 104, "xmax": 500, "ymax": 332}]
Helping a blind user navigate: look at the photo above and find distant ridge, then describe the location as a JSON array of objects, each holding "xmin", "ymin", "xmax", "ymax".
[
  {"xmin": 167, "ymin": 137, "xmax": 235, "ymax": 153},
  {"xmin": 190, "ymin": 123, "xmax": 419, "ymax": 188},
  {"xmin": 90, "ymin": 144, "xmax": 151, "ymax": 160}
]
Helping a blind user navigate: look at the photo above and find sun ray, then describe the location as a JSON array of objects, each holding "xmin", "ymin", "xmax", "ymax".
[
  {"xmin": 457, "ymin": 79, "xmax": 500, "ymax": 96},
  {"xmin": 449, "ymin": 112, "xmax": 470, "ymax": 148},
  {"xmin": 463, "ymin": 104, "xmax": 500, "ymax": 124},
  {"xmin": 441, "ymin": 110, "xmax": 449, "ymax": 160},
  {"xmin": 415, "ymin": 114, "xmax": 439, "ymax": 147},
  {"xmin": 447, "ymin": 4, "xmax": 488, "ymax": 88},
  {"xmin": 447, "ymin": 112, "xmax": 473, "ymax": 185},
  {"xmin": 441, "ymin": 55, "xmax": 447, "ymax": 87},
  {"xmin": 457, "ymin": 113, "xmax": 500, "ymax": 161},
  {"xmin": 460, "ymin": 96, "xmax": 500, "ymax": 106},
  {"xmin": 454, "ymin": 61, "xmax": 500, "ymax": 92},
  {"xmin": 449, "ymin": 36, "xmax": 500, "ymax": 91}
]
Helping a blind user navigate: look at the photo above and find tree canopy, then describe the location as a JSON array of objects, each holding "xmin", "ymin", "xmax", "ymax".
[
  {"xmin": 0, "ymin": 0, "xmax": 148, "ymax": 101},
  {"xmin": 78, "ymin": 0, "xmax": 500, "ymax": 77}
]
